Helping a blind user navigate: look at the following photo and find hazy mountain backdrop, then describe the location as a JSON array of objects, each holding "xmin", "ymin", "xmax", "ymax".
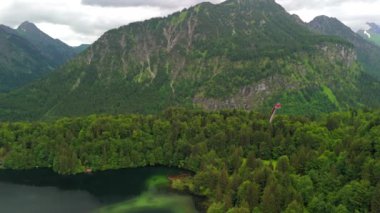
[
  {"xmin": 358, "ymin": 22, "xmax": 380, "ymax": 47},
  {"xmin": 0, "ymin": 21, "xmax": 88, "ymax": 92}
]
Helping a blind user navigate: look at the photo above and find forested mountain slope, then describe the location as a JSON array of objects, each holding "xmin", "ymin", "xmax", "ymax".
[
  {"xmin": 1, "ymin": 0, "xmax": 379, "ymax": 121},
  {"xmin": 308, "ymin": 16, "xmax": 380, "ymax": 80},
  {"xmin": 0, "ymin": 24, "xmax": 53, "ymax": 91},
  {"xmin": 358, "ymin": 22, "xmax": 380, "ymax": 47},
  {"xmin": 0, "ymin": 22, "xmax": 86, "ymax": 91},
  {"xmin": 16, "ymin": 21, "xmax": 77, "ymax": 68}
]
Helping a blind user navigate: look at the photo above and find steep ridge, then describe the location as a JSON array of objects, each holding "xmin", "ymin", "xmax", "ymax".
[
  {"xmin": 0, "ymin": 22, "xmax": 87, "ymax": 91},
  {"xmin": 0, "ymin": 0, "xmax": 378, "ymax": 120},
  {"xmin": 17, "ymin": 21, "xmax": 77, "ymax": 67},
  {"xmin": 358, "ymin": 22, "xmax": 380, "ymax": 47},
  {"xmin": 0, "ymin": 24, "xmax": 52, "ymax": 91},
  {"xmin": 73, "ymin": 44, "xmax": 91, "ymax": 54},
  {"xmin": 308, "ymin": 16, "xmax": 380, "ymax": 80}
]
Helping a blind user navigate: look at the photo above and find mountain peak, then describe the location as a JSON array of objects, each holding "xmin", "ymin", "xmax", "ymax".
[
  {"xmin": 224, "ymin": 0, "xmax": 278, "ymax": 8},
  {"xmin": 230, "ymin": 0, "xmax": 274, "ymax": 3},
  {"xmin": 309, "ymin": 16, "xmax": 380, "ymax": 81},
  {"xmin": 367, "ymin": 22, "xmax": 380, "ymax": 33},
  {"xmin": 311, "ymin": 15, "xmax": 340, "ymax": 24},
  {"xmin": 0, "ymin": 21, "xmax": 86, "ymax": 92},
  {"xmin": 0, "ymin": 24, "xmax": 14, "ymax": 32},
  {"xmin": 16, "ymin": 20, "xmax": 78, "ymax": 73},
  {"xmin": 19, "ymin": 21, "xmax": 34, "ymax": 26},
  {"xmin": 309, "ymin": 15, "xmax": 353, "ymax": 36},
  {"xmin": 17, "ymin": 21, "xmax": 40, "ymax": 32}
]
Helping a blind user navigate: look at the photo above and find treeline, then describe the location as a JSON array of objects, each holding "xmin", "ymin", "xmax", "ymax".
[{"xmin": 0, "ymin": 108, "xmax": 379, "ymax": 212}]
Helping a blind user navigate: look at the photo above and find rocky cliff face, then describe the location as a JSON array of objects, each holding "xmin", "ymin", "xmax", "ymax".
[
  {"xmin": 193, "ymin": 43, "xmax": 359, "ymax": 111},
  {"xmin": 309, "ymin": 16, "xmax": 380, "ymax": 80}
]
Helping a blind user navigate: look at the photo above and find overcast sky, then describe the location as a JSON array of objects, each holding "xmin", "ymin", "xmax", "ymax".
[{"xmin": 0, "ymin": 0, "xmax": 379, "ymax": 46}]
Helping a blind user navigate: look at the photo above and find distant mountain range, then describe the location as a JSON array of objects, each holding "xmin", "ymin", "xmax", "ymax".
[
  {"xmin": 358, "ymin": 22, "xmax": 380, "ymax": 47},
  {"xmin": 0, "ymin": 0, "xmax": 380, "ymax": 121},
  {"xmin": 308, "ymin": 16, "xmax": 380, "ymax": 80},
  {"xmin": 0, "ymin": 21, "xmax": 89, "ymax": 91}
]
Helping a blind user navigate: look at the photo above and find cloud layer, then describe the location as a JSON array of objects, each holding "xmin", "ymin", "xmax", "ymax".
[
  {"xmin": 0, "ymin": 0, "xmax": 223, "ymax": 45},
  {"xmin": 81, "ymin": 0, "xmax": 222, "ymax": 9},
  {"xmin": 276, "ymin": 0, "xmax": 380, "ymax": 31},
  {"xmin": 276, "ymin": 0, "xmax": 374, "ymax": 10}
]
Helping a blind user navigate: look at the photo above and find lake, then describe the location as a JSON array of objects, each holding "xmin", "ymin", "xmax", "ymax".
[{"xmin": 0, "ymin": 167, "xmax": 198, "ymax": 213}]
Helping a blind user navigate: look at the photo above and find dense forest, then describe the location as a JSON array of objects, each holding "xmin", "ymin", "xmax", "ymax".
[{"xmin": 0, "ymin": 108, "xmax": 379, "ymax": 212}]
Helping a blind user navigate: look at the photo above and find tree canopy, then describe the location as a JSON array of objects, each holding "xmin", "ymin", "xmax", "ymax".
[{"xmin": 0, "ymin": 108, "xmax": 379, "ymax": 212}]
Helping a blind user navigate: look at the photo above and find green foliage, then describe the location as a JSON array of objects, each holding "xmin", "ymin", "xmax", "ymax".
[
  {"xmin": 358, "ymin": 30, "xmax": 380, "ymax": 47},
  {"xmin": 370, "ymin": 34, "xmax": 380, "ymax": 46},
  {"xmin": 322, "ymin": 85, "xmax": 339, "ymax": 108},
  {"xmin": 1, "ymin": 109, "xmax": 379, "ymax": 211},
  {"xmin": 284, "ymin": 200, "xmax": 305, "ymax": 213},
  {"xmin": 372, "ymin": 183, "xmax": 380, "ymax": 212},
  {"xmin": 207, "ymin": 202, "xmax": 225, "ymax": 213},
  {"xmin": 336, "ymin": 180, "xmax": 371, "ymax": 212}
]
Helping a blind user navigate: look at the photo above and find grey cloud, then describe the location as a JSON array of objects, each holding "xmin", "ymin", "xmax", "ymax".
[
  {"xmin": 2, "ymin": 0, "xmax": 379, "ymax": 45},
  {"xmin": 275, "ymin": 0, "xmax": 380, "ymax": 31},
  {"xmin": 277, "ymin": 0, "xmax": 374, "ymax": 10},
  {"xmin": 343, "ymin": 15, "xmax": 380, "ymax": 31},
  {"xmin": 1, "ymin": 0, "xmax": 219, "ymax": 45},
  {"xmin": 81, "ymin": 0, "xmax": 224, "ymax": 9},
  {"xmin": 1, "ymin": 3, "xmax": 76, "ymax": 28},
  {"xmin": 0, "ymin": 1, "xmax": 113, "ymax": 36}
]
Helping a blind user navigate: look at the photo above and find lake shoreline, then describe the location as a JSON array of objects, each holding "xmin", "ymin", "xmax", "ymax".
[{"xmin": 0, "ymin": 167, "xmax": 201, "ymax": 213}]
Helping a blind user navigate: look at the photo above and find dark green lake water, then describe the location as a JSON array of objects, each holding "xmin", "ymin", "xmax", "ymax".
[{"xmin": 0, "ymin": 167, "xmax": 197, "ymax": 213}]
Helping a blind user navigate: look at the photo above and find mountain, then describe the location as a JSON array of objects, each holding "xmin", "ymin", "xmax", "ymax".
[
  {"xmin": 16, "ymin": 21, "xmax": 76, "ymax": 66},
  {"xmin": 0, "ymin": 24, "xmax": 53, "ymax": 91},
  {"xmin": 0, "ymin": 22, "xmax": 87, "ymax": 91},
  {"xmin": 73, "ymin": 44, "xmax": 90, "ymax": 54},
  {"xmin": 358, "ymin": 22, "xmax": 380, "ymax": 47},
  {"xmin": 308, "ymin": 16, "xmax": 380, "ymax": 80},
  {"xmin": 0, "ymin": 0, "xmax": 379, "ymax": 121}
]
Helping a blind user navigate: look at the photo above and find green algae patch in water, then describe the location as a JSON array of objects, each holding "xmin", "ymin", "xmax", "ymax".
[
  {"xmin": 98, "ymin": 193, "xmax": 197, "ymax": 213},
  {"xmin": 146, "ymin": 175, "xmax": 170, "ymax": 190},
  {"xmin": 0, "ymin": 167, "xmax": 197, "ymax": 213},
  {"xmin": 99, "ymin": 175, "xmax": 197, "ymax": 213}
]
